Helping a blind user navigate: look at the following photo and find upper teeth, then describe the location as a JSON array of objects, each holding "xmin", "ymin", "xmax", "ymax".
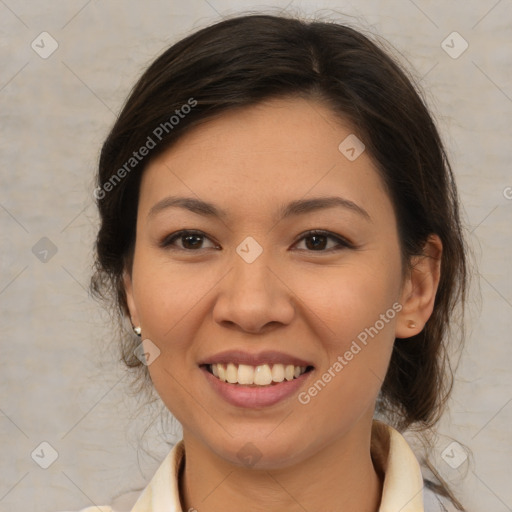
[{"xmin": 210, "ymin": 363, "xmax": 308, "ymax": 386}]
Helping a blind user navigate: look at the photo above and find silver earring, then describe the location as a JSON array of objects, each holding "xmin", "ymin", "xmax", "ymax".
[{"xmin": 133, "ymin": 326, "xmax": 142, "ymax": 336}]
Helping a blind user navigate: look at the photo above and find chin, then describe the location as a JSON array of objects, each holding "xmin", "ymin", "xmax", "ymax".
[{"xmin": 209, "ymin": 434, "xmax": 307, "ymax": 471}]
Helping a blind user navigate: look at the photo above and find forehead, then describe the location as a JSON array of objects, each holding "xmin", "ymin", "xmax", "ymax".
[
  {"xmin": 159, "ymin": 96, "xmax": 355, "ymax": 165},
  {"xmin": 139, "ymin": 97, "xmax": 392, "ymax": 222}
]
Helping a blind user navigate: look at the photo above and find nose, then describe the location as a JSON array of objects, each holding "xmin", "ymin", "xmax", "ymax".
[{"xmin": 212, "ymin": 250, "xmax": 295, "ymax": 334}]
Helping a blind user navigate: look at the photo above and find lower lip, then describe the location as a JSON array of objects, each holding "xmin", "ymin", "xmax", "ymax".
[{"xmin": 200, "ymin": 366, "xmax": 313, "ymax": 408}]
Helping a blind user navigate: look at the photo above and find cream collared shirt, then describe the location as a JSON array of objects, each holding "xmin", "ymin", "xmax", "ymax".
[{"xmin": 66, "ymin": 420, "xmax": 455, "ymax": 512}]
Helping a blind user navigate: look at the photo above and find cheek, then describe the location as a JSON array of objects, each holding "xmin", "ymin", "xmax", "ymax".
[
  {"xmin": 130, "ymin": 253, "xmax": 210, "ymax": 423},
  {"xmin": 290, "ymin": 259, "xmax": 401, "ymax": 400},
  {"xmin": 291, "ymin": 257, "xmax": 401, "ymax": 340},
  {"xmin": 294, "ymin": 271, "xmax": 399, "ymax": 435},
  {"xmin": 131, "ymin": 250, "xmax": 213, "ymax": 343}
]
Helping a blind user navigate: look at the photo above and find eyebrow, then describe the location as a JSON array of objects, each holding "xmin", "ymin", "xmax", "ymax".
[{"xmin": 147, "ymin": 195, "xmax": 371, "ymax": 222}]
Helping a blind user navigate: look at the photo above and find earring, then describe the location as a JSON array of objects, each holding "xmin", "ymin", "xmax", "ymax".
[
  {"xmin": 407, "ymin": 320, "xmax": 417, "ymax": 329},
  {"xmin": 133, "ymin": 326, "xmax": 142, "ymax": 336}
]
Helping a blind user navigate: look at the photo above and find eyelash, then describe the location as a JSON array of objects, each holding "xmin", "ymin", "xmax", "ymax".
[{"xmin": 159, "ymin": 229, "xmax": 354, "ymax": 253}]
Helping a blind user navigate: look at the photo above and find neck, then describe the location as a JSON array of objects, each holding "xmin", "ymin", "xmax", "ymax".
[{"xmin": 179, "ymin": 420, "xmax": 383, "ymax": 512}]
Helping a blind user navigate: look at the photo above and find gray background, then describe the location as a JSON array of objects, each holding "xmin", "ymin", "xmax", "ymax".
[{"xmin": 1, "ymin": 1, "xmax": 511, "ymax": 511}]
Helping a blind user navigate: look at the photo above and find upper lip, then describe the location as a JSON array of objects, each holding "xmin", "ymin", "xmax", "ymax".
[{"xmin": 199, "ymin": 350, "xmax": 314, "ymax": 368}]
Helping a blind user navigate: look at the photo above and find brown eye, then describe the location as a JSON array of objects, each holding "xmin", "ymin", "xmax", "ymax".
[
  {"xmin": 160, "ymin": 230, "xmax": 218, "ymax": 251},
  {"xmin": 294, "ymin": 230, "xmax": 353, "ymax": 252},
  {"xmin": 304, "ymin": 233, "xmax": 329, "ymax": 250}
]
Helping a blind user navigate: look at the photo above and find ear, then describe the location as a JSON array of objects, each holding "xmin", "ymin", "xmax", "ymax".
[
  {"xmin": 395, "ymin": 234, "xmax": 442, "ymax": 339},
  {"xmin": 123, "ymin": 268, "xmax": 140, "ymax": 328}
]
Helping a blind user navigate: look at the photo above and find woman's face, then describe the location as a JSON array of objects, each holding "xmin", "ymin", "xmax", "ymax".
[{"xmin": 124, "ymin": 97, "xmax": 413, "ymax": 468}]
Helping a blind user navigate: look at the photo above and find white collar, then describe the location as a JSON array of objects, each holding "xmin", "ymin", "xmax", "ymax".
[{"xmin": 129, "ymin": 420, "xmax": 425, "ymax": 512}]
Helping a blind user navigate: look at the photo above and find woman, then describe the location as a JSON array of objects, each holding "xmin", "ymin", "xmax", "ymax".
[{"xmin": 75, "ymin": 12, "xmax": 468, "ymax": 512}]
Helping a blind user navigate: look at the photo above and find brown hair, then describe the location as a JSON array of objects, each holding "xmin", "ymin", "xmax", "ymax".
[{"xmin": 90, "ymin": 13, "xmax": 468, "ymax": 508}]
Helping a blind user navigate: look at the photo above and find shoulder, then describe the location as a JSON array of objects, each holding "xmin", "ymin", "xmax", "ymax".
[
  {"xmin": 55, "ymin": 488, "xmax": 143, "ymax": 512},
  {"xmin": 423, "ymin": 485, "xmax": 459, "ymax": 512},
  {"xmin": 55, "ymin": 508, "xmax": 112, "ymax": 512}
]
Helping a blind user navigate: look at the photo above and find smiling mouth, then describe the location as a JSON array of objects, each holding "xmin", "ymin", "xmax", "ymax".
[{"xmin": 202, "ymin": 363, "xmax": 314, "ymax": 386}]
